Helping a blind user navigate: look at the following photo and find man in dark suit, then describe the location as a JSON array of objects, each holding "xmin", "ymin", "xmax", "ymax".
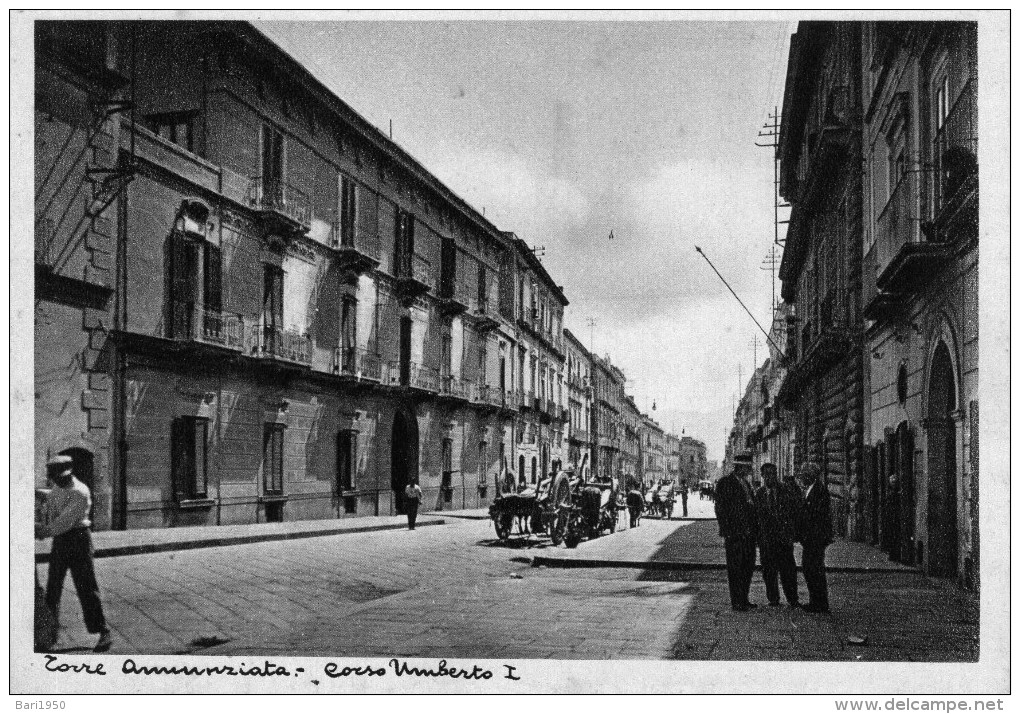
[
  {"xmin": 798, "ymin": 462, "xmax": 833, "ymax": 613},
  {"xmin": 755, "ymin": 462, "xmax": 801, "ymax": 608},
  {"xmin": 714, "ymin": 453, "xmax": 758, "ymax": 611}
]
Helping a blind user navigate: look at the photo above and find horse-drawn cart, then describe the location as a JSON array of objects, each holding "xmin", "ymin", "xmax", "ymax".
[{"xmin": 488, "ymin": 456, "xmax": 620, "ymax": 547}]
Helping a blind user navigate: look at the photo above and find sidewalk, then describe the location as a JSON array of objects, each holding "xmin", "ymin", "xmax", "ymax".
[
  {"xmin": 533, "ymin": 519, "xmax": 916, "ymax": 573},
  {"xmin": 34, "ymin": 513, "xmax": 445, "ymax": 563},
  {"xmin": 427, "ymin": 507, "xmax": 489, "ymax": 520}
]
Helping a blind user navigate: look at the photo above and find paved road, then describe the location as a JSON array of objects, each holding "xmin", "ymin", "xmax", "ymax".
[{"xmin": 40, "ymin": 512, "xmax": 978, "ymax": 661}]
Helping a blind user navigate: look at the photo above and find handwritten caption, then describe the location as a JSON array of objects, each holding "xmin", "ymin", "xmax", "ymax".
[{"xmin": 43, "ymin": 654, "xmax": 522, "ymax": 683}]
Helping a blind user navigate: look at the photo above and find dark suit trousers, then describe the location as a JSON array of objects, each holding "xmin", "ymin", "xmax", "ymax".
[
  {"xmin": 802, "ymin": 542, "xmax": 829, "ymax": 609},
  {"xmin": 45, "ymin": 528, "xmax": 108, "ymax": 634},
  {"xmin": 760, "ymin": 541, "xmax": 799, "ymax": 605},
  {"xmin": 724, "ymin": 535, "xmax": 756, "ymax": 607},
  {"xmin": 406, "ymin": 500, "xmax": 419, "ymax": 530}
]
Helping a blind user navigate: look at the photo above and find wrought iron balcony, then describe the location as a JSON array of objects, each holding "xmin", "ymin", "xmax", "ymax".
[
  {"xmin": 389, "ymin": 361, "xmax": 440, "ymax": 392},
  {"xmin": 252, "ymin": 324, "xmax": 312, "ymax": 366},
  {"xmin": 569, "ymin": 428, "xmax": 589, "ymax": 443},
  {"xmin": 329, "ymin": 216, "xmax": 380, "ymax": 275},
  {"xmin": 438, "ymin": 279, "xmax": 471, "ymax": 317},
  {"xmin": 332, "ymin": 346, "xmax": 382, "ymax": 381},
  {"xmin": 395, "ymin": 253, "xmax": 432, "ymax": 303},
  {"xmin": 467, "ymin": 294, "xmax": 500, "ymax": 332},
  {"xmin": 170, "ymin": 301, "xmax": 245, "ymax": 352},
  {"xmin": 247, "ymin": 177, "xmax": 311, "ymax": 236},
  {"xmin": 929, "ymin": 79, "xmax": 978, "ymax": 242}
]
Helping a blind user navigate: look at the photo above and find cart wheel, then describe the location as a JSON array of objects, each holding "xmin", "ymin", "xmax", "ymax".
[
  {"xmin": 565, "ymin": 512, "xmax": 583, "ymax": 548},
  {"xmin": 494, "ymin": 512, "xmax": 513, "ymax": 541}
]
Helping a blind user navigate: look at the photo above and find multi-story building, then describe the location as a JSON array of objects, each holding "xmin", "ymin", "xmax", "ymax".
[
  {"xmin": 35, "ymin": 21, "xmax": 130, "ymax": 529},
  {"xmin": 591, "ymin": 354, "xmax": 626, "ymax": 481},
  {"xmin": 35, "ymin": 20, "xmax": 563, "ymax": 529},
  {"xmin": 563, "ymin": 328, "xmax": 593, "ymax": 478},
  {"xmin": 776, "ymin": 21, "xmax": 866, "ymax": 538},
  {"xmin": 759, "ymin": 304, "xmax": 796, "ymax": 483},
  {"xmin": 860, "ymin": 22, "xmax": 978, "ymax": 587},
  {"xmin": 621, "ymin": 395, "xmax": 643, "ymax": 484},
  {"xmin": 640, "ymin": 415, "xmax": 666, "ymax": 484},
  {"xmin": 678, "ymin": 435, "xmax": 708, "ymax": 486},
  {"xmin": 666, "ymin": 433, "xmax": 681, "ymax": 481},
  {"xmin": 508, "ymin": 232, "xmax": 569, "ymax": 485}
]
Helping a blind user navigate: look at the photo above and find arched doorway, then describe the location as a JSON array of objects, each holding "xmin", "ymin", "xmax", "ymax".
[
  {"xmin": 391, "ymin": 408, "xmax": 419, "ymax": 515},
  {"xmin": 59, "ymin": 447, "xmax": 95, "ymax": 522},
  {"xmin": 518, "ymin": 454, "xmax": 526, "ymax": 487},
  {"xmin": 926, "ymin": 341, "xmax": 958, "ymax": 578}
]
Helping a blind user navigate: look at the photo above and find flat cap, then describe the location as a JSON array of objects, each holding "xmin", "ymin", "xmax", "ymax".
[{"xmin": 733, "ymin": 453, "xmax": 753, "ymax": 464}]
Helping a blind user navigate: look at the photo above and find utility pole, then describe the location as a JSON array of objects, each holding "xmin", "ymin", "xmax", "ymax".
[
  {"xmin": 760, "ymin": 245, "xmax": 782, "ymax": 314},
  {"xmin": 748, "ymin": 335, "xmax": 760, "ymax": 369},
  {"xmin": 737, "ymin": 363, "xmax": 743, "ymax": 398},
  {"xmin": 755, "ymin": 107, "xmax": 789, "ymax": 249}
]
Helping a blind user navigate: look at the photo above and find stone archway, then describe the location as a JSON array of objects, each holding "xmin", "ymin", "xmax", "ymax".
[
  {"xmin": 925, "ymin": 341, "xmax": 958, "ymax": 578},
  {"xmin": 391, "ymin": 407, "xmax": 419, "ymax": 515}
]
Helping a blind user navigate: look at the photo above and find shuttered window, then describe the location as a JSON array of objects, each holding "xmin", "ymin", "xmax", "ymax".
[
  {"xmin": 171, "ymin": 416, "xmax": 208, "ymax": 501},
  {"xmin": 263, "ymin": 423, "xmax": 285, "ymax": 495}
]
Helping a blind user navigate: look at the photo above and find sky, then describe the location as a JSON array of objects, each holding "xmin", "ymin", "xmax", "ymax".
[{"xmin": 260, "ymin": 19, "xmax": 794, "ymax": 462}]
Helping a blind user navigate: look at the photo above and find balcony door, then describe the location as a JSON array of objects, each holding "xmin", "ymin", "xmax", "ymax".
[
  {"xmin": 261, "ymin": 124, "xmax": 285, "ymax": 194},
  {"xmin": 399, "ymin": 316, "xmax": 412, "ymax": 385},
  {"xmin": 926, "ymin": 341, "xmax": 958, "ymax": 578}
]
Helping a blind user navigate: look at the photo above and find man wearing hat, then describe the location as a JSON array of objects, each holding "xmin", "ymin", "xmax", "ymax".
[
  {"xmin": 755, "ymin": 462, "xmax": 801, "ymax": 608},
  {"xmin": 35, "ymin": 454, "xmax": 112, "ymax": 652},
  {"xmin": 714, "ymin": 452, "xmax": 759, "ymax": 611}
]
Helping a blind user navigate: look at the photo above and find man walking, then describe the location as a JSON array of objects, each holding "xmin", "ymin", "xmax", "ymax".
[
  {"xmin": 35, "ymin": 454, "xmax": 112, "ymax": 652},
  {"xmin": 404, "ymin": 479, "xmax": 422, "ymax": 530},
  {"xmin": 714, "ymin": 453, "xmax": 758, "ymax": 611},
  {"xmin": 798, "ymin": 462, "xmax": 833, "ymax": 613},
  {"xmin": 679, "ymin": 480, "xmax": 689, "ymax": 517},
  {"xmin": 755, "ymin": 462, "xmax": 801, "ymax": 608}
]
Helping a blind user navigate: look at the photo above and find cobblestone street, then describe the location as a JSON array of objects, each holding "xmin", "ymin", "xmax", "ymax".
[{"xmin": 41, "ymin": 504, "xmax": 978, "ymax": 661}]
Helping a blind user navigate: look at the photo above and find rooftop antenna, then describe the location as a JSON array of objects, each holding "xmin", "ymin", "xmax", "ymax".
[
  {"xmin": 748, "ymin": 335, "xmax": 761, "ymax": 369},
  {"xmin": 530, "ymin": 245, "xmax": 546, "ymax": 259},
  {"xmin": 586, "ymin": 316, "xmax": 598, "ymax": 354}
]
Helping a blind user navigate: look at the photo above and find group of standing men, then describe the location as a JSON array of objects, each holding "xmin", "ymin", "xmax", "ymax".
[{"xmin": 714, "ymin": 453, "xmax": 833, "ymax": 613}]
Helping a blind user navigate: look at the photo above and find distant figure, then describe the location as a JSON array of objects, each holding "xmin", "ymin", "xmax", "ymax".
[
  {"xmin": 626, "ymin": 489, "xmax": 645, "ymax": 528},
  {"xmin": 679, "ymin": 480, "xmax": 689, "ymax": 517},
  {"xmin": 714, "ymin": 453, "xmax": 759, "ymax": 612},
  {"xmin": 797, "ymin": 463, "xmax": 833, "ymax": 614},
  {"xmin": 404, "ymin": 479, "xmax": 422, "ymax": 531},
  {"xmin": 755, "ymin": 463, "xmax": 801, "ymax": 608},
  {"xmin": 35, "ymin": 454, "xmax": 113, "ymax": 652}
]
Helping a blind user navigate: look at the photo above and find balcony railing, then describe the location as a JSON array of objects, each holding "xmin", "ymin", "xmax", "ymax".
[
  {"xmin": 440, "ymin": 374, "xmax": 471, "ymax": 400},
  {"xmin": 333, "ymin": 346, "xmax": 382, "ymax": 381},
  {"xmin": 570, "ymin": 429, "xmax": 589, "ymax": 443},
  {"xmin": 477, "ymin": 384, "xmax": 503, "ymax": 408},
  {"xmin": 248, "ymin": 177, "xmax": 311, "ymax": 232},
  {"xmin": 392, "ymin": 362, "xmax": 439, "ymax": 392},
  {"xmin": 252, "ymin": 325, "xmax": 312, "ymax": 365},
  {"xmin": 874, "ymin": 170, "xmax": 919, "ymax": 280},
  {"xmin": 329, "ymin": 216, "xmax": 381, "ymax": 261},
  {"xmin": 171, "ymin": 302, "xmax": 245, "ymax": 351},
  {"xmin": 933, "ymin": 79, "xmax": 977, "ymax": 217}
]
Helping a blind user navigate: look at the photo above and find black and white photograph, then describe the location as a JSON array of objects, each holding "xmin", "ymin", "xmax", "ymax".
[{"xmin": 11, "ymin": 9, "xmax": 1009, "ymax": 699}]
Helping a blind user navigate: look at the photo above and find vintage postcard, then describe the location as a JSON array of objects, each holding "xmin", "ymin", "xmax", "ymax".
[{"xmin": 10, "ymin": 9, "xmax": 1010, "ymax": 699}]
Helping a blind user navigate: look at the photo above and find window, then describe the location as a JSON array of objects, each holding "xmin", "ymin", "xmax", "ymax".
[
  {"xmin": 171, "ymin": 416, "xmax": 208, "ymax": 501},
  {"xmin": 442, "ymin": 438, "xmax": 454, "ymax": 503},
  {"xmin": 263, "ymin": 423, "xmax": 285, "ymax": 495},
  {"xmin": 394, "ymin": 209, "xmax": 416, "ymax": 277},
  {"xmin": 147, "ymin": 111, "xmax": 196, "ymax": 153},
  {"xmin": 262, "ymin": 264, "xmax": 284, "ymax": 348},
  {"xmin": 337, "ymin": 430, "xmax": 356, "ymax": 493},
  {"xmin": 341, "ymin": 295, "xmax": 357, "ymax": 371},
  {"xmin": 478, "ymin": 264, "xmax": 487, "ymax": 312},
  {"xmin": 478, "ymin": 340, "xmax": 487, "ymax": 386},
  {"xmin": 338, "ymin": 175, "xmax": 357, "ymax": 248},
  {"xmin": 478, "ymin": 442, "xmax": 488, "ymax": 486},
  {"xmin": 261, "ymin": 124, "xmax": 285, "ymax": 188}
]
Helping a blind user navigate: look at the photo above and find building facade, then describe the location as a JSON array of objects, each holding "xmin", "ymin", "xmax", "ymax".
[
  {"xmin": 563, "ymin": 328, "xmax": 593, "ymax": 478},
  {"xmin": 35, "ymin": 21, "xmax": 572, "ymax": 530},
  {"xmin": 860, "ymin": 21, "xmax": 978, "ymax": 587},
  {"xmin": 590, "ymin": 354, "xmax": 625, "ymax": 482},
  {"xmin": 777, "ymin": 21, "xmax": 866, "ymax": 538}
]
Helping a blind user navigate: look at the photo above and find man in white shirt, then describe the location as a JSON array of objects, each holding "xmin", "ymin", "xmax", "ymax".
[
  {"xmin": 35, "ymin": 454, "xmax": 112, "ymax": 652},
  {"xmin": 404, "ymin": 479, "xmax": 422, "ymax": 530}
]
